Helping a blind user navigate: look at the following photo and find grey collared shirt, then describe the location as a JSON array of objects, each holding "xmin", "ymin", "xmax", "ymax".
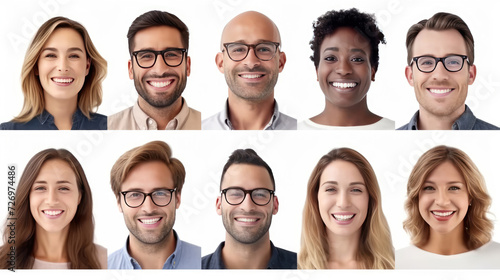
[
  {"xmin": 108, "ymin": 231, "xmax": 201, "ymax": 269},
  {"xmin": 397, "ymin": 105, "xmax": 499, "ymax": 130},
  {"xmin": 202, "ymin": 99, "xmax": 297, "ymax": 130}
]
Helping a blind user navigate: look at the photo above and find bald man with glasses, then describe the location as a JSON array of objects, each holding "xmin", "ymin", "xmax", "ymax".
[
  {"xmin": 202, "ymin": 11, "xmax": 297, "ymax": 130},
  {"xmin": 399, "ymin": 12, "xmax": 499, "ymax": 130}
]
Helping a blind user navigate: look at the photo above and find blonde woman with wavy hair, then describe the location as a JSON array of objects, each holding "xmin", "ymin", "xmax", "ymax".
[
  {"xmin": 0, "ymin": 16, "xmax": 107, "ymax": 130},
  {"xmin": 298, "ymin": 148, "xmax": 394, "ymax": 269},
  {"xmin": 397, "ymin": 145, "xmax": 500, "ymax": 269}
]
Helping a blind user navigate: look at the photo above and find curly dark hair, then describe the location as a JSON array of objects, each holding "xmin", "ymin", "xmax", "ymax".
[{"xmin": 310, "ymin": 8, "xmax": 386, "ymax": 70}]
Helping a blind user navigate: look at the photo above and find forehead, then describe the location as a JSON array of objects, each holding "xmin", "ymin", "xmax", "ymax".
[
  {"xmin": 320, "ymin": 27, "xmax": 371, "ymax": 55},
  {"xmin": 412, "ymin": 28, "xmax": 467, "ymax": 57},
  {"xmin": 222, "ymin": 164, "xmax": 273, "ymax": 190},
  {"xmin": 133, "ymin": 25, "xmax": 184, "ymax": 51},
  {"xmin": 221, "ymin": 15, "xmax": 280, "ymax": 44},
  {"xmin": 121, "ymin": 161, "xmax": 174, "ymax": 191},
  {"xmin": 426, "ymin": 161, "xmax": 464, "ymax": 181},
  {"xmin": 36, "ymin": 159, "xmax": 76, "ymax": 180},
  {"xmin": 43, "ymin": 28, "xmax": 85, "ymax": 49},
  {"xmin": 320, "ymin": 160, "xmax": 364, "ymax": 183}
]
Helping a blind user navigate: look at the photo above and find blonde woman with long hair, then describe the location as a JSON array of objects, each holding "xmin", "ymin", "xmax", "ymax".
[
  {"xmin": 298, "ymin": 148, "xmax": 394, "ymax": 269},
  {"xmin": 397, "ymin": 145, "xmax": 500, "ymax": 268},
  {"xmin": 0, "ymin": 16, "xmax": 107, "ymax": 130}
]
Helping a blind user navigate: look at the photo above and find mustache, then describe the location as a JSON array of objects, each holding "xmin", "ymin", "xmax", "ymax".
[
  {"xmin": 144, "ymin": 72, "xmax": 179, "ymax": 79},
  {"xmin": 235, "ymin": 66, "xmax": 269, "ymax": 73}
]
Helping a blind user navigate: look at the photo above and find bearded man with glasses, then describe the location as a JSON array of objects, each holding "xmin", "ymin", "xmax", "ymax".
[
  {"xmin": 202, "ymin": 148, "xmax": 297, "ymax": 269},
  {"xmin": 399, "ymin": 12, "xmax": 499, "ymax": 130},
  {"xmin": 202, "ymin": 11, "xmax": 297, "ymax": 130},
  {"xmin": 108, "ymin": 141, "xmax": 201, "ymax": 269}
]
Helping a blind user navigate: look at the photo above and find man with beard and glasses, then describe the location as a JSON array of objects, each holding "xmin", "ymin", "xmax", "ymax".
[
  {"xmin": 108, "ymin": 10, "xmax": 201, "ymax": 130},
  {"xmin": 202, "ymin": 149, "xmax": 297, "ymax": 269},
  {"xmin": 108, "ymin": 141, "xmax": 201, "ymax": 269},
  {"xmin": 398, "ymin": 12, "xmax": 499, "ymax": 130},
  {"xmin": 202, "ymin": 11, "xmax": 297, "ymax": 130}
]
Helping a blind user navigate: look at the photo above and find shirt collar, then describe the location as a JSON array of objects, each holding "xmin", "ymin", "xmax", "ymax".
[
  {"xmin": 219, "ymin": 99, "xmax": 280, "ymax": 130},
  {"xmin": 123, "ymin": 230, "xmax": 181, "ymax": 269},
  {"xmin": 132, "ymin": 98, "xmax": 189, "ymax": 130},
  {"xmin": 36, "ymin": 108, "xmax": 86, "ymax": 127},
  {"xmin": 409, "ymin": 105, "xmax": 476, "ymax": 130},
  {"xmin": 211, "ymin": 241, "xmax": 281, "ymax": 269}
]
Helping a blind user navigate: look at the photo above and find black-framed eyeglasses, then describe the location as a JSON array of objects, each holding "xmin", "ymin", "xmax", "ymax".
[
  {"xmin": 411, "ymin": 55, "xmax": 469, "ymax": 73},
  {"xmin": 121, "ymin": 188, "xmax": 177, "ymax": 208},
  {"xmin": 132, "ymin": 48, "xmax": 187, "ymax": 68},
  {"xmin": 221, "ymin": 187, "xmax": 275, "ymax": 206},
  {"xmin": 222, "ymin": 42, "xmax": 280, "ymax": 62}
]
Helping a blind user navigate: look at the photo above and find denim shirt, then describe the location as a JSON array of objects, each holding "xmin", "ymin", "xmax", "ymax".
[
  {"xmin": 202, "ymin": 99, "xmax": 297, "ymax": 130},
  {"xmin": 397, "ymin": 105, "xmax": 499, "ymax": 130},
  {"xmin": 202, "ymin": 241, "xmax": 297, "ymax": 269},
  {"xmin": 108, "ymin": 231, "xmax": 201, "ymax": 269},
  {"xmin": 0, "ymin": 109, "xmax": 107, "ymax": 130}
]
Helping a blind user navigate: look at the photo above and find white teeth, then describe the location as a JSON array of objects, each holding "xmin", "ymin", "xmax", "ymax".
[
  {"xmin": 52, "ymin": 78, "xmax": 73, "ymax": 83},
  {"xmin": 43, "ymin": 210, "xmax": 62, "ymax": 216},
  {"xmin": 429, "ymin": 88, "xmax": 452, "ymax": 94},
  {"xmin": 140, "ymin": 218, "xmax": 161, "ymax": 224},
  {"xmin": 330, "ymin": 82, "xmax": 357, "ymax": 88},
  {"xmin": 333, "ymin": 214, "xmax": 354, "ymax": 221},
  {"xmin": 236, "ymin": 218, "xmax": 258, "ymax": 222},
  {"xmin": 149, "ymin": 81, "xmax": 172, "ymax": 88},
  {"xmin": 240, "ymin": 74, "xmax": 263, "ymax": 79},
  {"xmin": 432, "ymin": 211, "xmax": 454, "ymax": 217}
]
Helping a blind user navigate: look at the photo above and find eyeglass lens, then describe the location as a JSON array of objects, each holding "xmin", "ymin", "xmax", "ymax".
[
  {"xmin": 226, "ymin": 42, "xmax": 278, "ymax": 61},
  {"xmin": 135, "ymin": 49, "xmax": 184, "ymax": 68},
  {"xmin": 124, "ymin": 190, "xmax": 173, "ymax": 207},
  {"xmin": 416, "ymin": 55, "xmax": 465, "ymax": 72},
  {"xmin": 224, "ymin": 188, "xmax": 272, "ymax": 205}
]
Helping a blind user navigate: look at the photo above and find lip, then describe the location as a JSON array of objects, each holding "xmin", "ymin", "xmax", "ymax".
[
  {"xmin": 42, "ymin": 209, "xmax": 64, "ymax": 219},
  {"xmin": 138, "ymin": 216, "xmax": 163, "ymax": 228},
  {"xmin": 427, "ymin": 87, "xmax": 454, "ymax": 98},
  {"xmin": 431, "ymin": 210, "xmax": 456, "ymax": 221},
  {"xmin": 238, "ymin": 72, "xmax": 266, "ymax": 82},
  {"xmin": 329, "ymin": 81, "xmax": 359, "ymax": 91},
  {"xmin": 146, "ymin": 78, "xmax": 175, "ymax": 90},
  {"xmin": 51, "ymin": 77, "xmax": 74, "ymax": 86},
  {"xmin": 234, "ymin": 216, "xmax": 260, "ymax": 226},
  {"xmin": 331, "ymin": 212, "xmax": 356, "ymax": 225}
]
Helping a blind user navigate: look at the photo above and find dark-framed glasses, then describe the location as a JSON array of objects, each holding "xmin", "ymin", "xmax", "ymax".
[
  {"xmin": 121, "ymin": 188, "xmax": 177, "ymax": 208},
  {"xmin": 411, "ymin": 55, "xmax": 469, "ymax": 73},
  {"xmin": 132, "ymin": 48, "xmax": 187, "ymax": 68},
  {"xmin": 221, "ymin": 187, "xmax": 275, "ymax": 206},
  {"xmin": 222, "ymin": 42, "xmax": 280, "ymax": 62}
]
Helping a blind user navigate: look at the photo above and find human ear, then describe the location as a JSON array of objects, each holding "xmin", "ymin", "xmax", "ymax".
[{"xmin": 405, "ymin": 65, "xmax": 414, "ymax": 86}]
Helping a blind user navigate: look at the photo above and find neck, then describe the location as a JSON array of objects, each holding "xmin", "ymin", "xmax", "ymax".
[
  {"xmin": 127, "ymin": 230, "xmax": 176, "ymax": 269},
  {"xmin": 420, "ymin": 226, "xmax": 468, "ymax": 255},
  {"xmin": 227, "ymin": 92, "xmax": 275, "ymax": 130},
  {"xmin": 325, "ymin": 230, "xmax": 361, "ymax": 269},
  {"xmin": 137, "ymin": 97, "xmax": 183, "ymax": 129},
  {"xmin": 417, "ymin": 105, "xmax": 465, "ymax": 130},
  {"xmin": 312, "ymin": 98, "xmax": 380, "ymax": 126},
  {"xmin": 33, "ymin": 225, "xmax": 69, "ymax": 263},
  {"xmin": 44, "ymin": 94, "xmax": 77, "ymax": 130},
  {"xmin": 222, "ymin": 232, "xmax": 271, "ymax": 269}
]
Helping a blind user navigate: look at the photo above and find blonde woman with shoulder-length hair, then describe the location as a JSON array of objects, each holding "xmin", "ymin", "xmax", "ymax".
[
  {"xmin": 298, "ymin": 148, "xmax": 394, "ymax": 269},
  {"xmin": 0, "ymin": 16, "xmax": 107, "ymax": 130},
  {"xmin": 397, "ymin": 145, "xmax": 500, "ymax": 269}
]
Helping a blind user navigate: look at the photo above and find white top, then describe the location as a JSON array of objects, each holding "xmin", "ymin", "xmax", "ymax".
[
  {"xmin": 396, "ymin": 241, "xmax": 500, "ymax": 269},
  {"xmin": 298, "ymin": 117, "xmax": 395, "ymax": 130},
  {"xmin": 32, "ymin": 259, "xmax": 70, "ymax": 269}
]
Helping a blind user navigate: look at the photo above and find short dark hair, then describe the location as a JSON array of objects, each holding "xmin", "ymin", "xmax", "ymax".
[
  {"xmin": 310, "ymin": 8, "xmax": 386, "ymax": 70},
  {"xmin": 406, "ymin": 12, "xmax": 474, "ymax": 65},
  {"xmin": 127, "ymin": 10, "xmax": 189, "ymax": 54},
  {"xmin": 220, "ymin": 149, "xmax": 275, "ymax": 190}
]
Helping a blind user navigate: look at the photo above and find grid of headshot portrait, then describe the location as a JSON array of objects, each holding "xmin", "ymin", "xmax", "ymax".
[{"xmin": 0, "ymin": 0, "xmax": 500, "ymax": 279}]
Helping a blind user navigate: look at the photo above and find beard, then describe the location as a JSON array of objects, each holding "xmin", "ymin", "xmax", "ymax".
[
  {"xmin": 134, "ymin": 70, "xmax": 187, "ymax": 108},
  {"xmin": 221, "ymin": 208, "xmax": 272, "ymax": 244},
  {"xmin": 124, "ymin": 211, "xmax": 175, "ymax": 245},
  {"xmin": 224, "ymin": 65, "xmax": 278, "ymax": 101}
]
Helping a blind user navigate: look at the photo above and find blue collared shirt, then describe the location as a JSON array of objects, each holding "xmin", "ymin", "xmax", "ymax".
[
  {"xmin": 202, "ymin": 99, "xmax": 297, "ymax": 130},
  {"xmin": 202, "ymin": 241, "xmax": 297, "ymax": 269},
  {"xmin": 108, "ymin": 231, "xmax": 201, "ymax": 269},
  {"xmin": 0, "ymin": 109, "xmax": 107, "ymax": 130},
  {"xmin": 397, "ymin": 105, "xmax": 499, "ymax": 130}
]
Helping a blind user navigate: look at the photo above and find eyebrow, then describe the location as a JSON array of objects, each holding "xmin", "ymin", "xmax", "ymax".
[
  {"xmin": 42, "ymin": 47, "xmax": 85, "ymax": 53},
  {"xmin": 423, "ymin": 180, "xmax": 465, "ymax": 185},
  {"xmin": 323, "ymin": 47, "xmax": 367, "ymax": 55},
  {"xmin": 122, "ymin": 187, "xmax": 172, "ymax": 192},
  {"xmin": 33, "ymin": 180, "xmax": 74, "ymax": 184},
  {"xmin": 320, "ymin": 181, "xmax": 366, "ymax": 187}
]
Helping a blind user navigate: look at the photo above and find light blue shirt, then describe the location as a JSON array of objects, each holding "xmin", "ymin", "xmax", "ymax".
[
  {"xmin": 202, "ymin": 99, "xmax": 297, "ymax": 130},
  {"xmin": 108, "ymin": 231, "xmax": 201, "ymax": 269}
]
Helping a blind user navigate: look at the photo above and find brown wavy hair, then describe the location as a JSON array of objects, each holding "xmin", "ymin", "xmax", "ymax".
[
  {"xmin": 13, "ymin": 16, "xmax": 107, "ymax": 123},
  {"xmin": 298, "ymin": 148, "xmax": 394, "ymax": 269},
  {"xmin": 403, "ymin": 145, "xmax": 493, "ymax": 250},
  {"xmin": 0, "ymin": 149, "xmax": 101, "ymax": 268}
]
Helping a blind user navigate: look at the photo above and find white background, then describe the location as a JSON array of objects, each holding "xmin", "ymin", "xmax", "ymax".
[{"xmin": 1, "ymin": 0, "xmax": 500, "ymax": 279}]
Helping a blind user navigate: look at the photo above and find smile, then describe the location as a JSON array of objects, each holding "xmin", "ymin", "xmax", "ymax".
[
  {"xmin": 431, "ymin": 211, "xmax": 455, "ymax": 217},
  {"xmin": 51, "ymin": 78, "xmax": 74, "ymax": 84},
  {"xmin": 428, "ymin": 88, "xmax": 453, "ymax": 95},
  {"xmin": 148, "ymin": 80, "xmax": 173, "ymax": 88},
  {"xmin": 332, "ymin": 214, "xmax": 355, "ymax": 221},
  {"xmin": 235, "ymin": 217, "xmax": 259, "ymax": 222},
  {"xmin": 139, "ymin": 217, "xmax": 162, "ymax": 224},
  {"xmin": 239, "ymin": 74, "xmax": 265, "ymax": 79},
  {"xmin": 42, "ymin": 210, "xmax": 64, "ymax": 216},
  {"xmin": 330, "ymin": 82, "xmax": 358, "ymax": 89}
]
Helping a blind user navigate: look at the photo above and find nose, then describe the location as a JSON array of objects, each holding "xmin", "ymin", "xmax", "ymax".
[
  {"xmin": 58, "ymin": 57, "xmax": 69, "ymax": 72},
  {"xmin": 336, "ymin": 190, "xmax": 351, "ymax": 208},
  {"xmin": 431, "ymin": 61, "xmax": 450, "ymax": 80},
  {"xmin": 435, "ymin": 189, "xmax": 450, "ymax": 206},
  {"xmin": 243, "ymin": 47, "xmax": 261, "ymax": 69},
  {"xmin": 45, "ymin": 188, "xmax": 59, "ymax": 205},
  {"xmin": 335, "ymin": 58, "xmax": 352, "ymax": 76},
  {"xmin": 239, "ymin": 193, "xmax": 257, "ymax": 210},
  {"xmin": 140, "ymin": 195, "xmax": 157, "ymax": 212}
]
